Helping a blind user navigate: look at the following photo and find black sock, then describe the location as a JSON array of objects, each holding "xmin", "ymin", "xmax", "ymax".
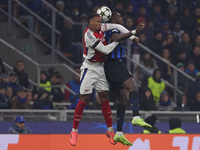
[
  {"xmin": 129, "ymin": 91, "xmax": 139, "ymax": 116},
  {"xmin": 116, "ymin": 104, "xmax": 126, "ymax": 131}
]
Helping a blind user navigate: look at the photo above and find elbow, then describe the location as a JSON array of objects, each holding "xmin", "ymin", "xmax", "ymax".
[
  {"xmin": 114, "ymin": 38, "xmax": 121, "ymax": 42},
  {"xmin": 102, "ymin": 52, "xmax": 108, "ymax": 55}
]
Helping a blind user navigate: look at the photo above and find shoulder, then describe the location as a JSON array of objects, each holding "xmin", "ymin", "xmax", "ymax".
[
  {"xmin": 7, "ymin": 127, "xmax": 17, "ymax": 133},
  {"xmin": 85, "ymin": 29, "xmax": 95, "ymax": 40},
  {"xmin": 111, "ymin": 28, "xmax": 120, "ymax": 34},
  {"xmin": 85, "ymin": 30, "xmax": 98, "ymax": 44}
]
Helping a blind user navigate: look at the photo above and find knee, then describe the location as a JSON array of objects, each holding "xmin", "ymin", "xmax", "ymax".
[
  {"xmin": 80, "ymin": 94, "xmax": 90, "ymax": 103},
  {"xmin": 118, "ymin": 100, "xmax": 127, "ymax": 105},
  {"xmin": 99, "ymin": 92, "xmax": 109, "ymax": 102}
]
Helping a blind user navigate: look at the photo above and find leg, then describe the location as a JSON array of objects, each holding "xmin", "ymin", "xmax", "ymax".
[
  {"xmin": 70, "ymin": 94, "xmax": 90, "ymax": 146},
  {"xmin": 72, "ymin": 94, "xmax": 90, "ymax": 130},
  {"xmin": 98, "ymin": 91, "xmax": 115, "ymax": 145},
  {"xmin": 114, "ymin": 89, "xmax": 132, "ymax": 146},
  {"xmin": 122, "ymin": 77, "xmax": 152, "ymax": 128},
  {"xmin": 122, "ymin": 77, "xmax": 139, "ymax": 116},
  {"xmin": 20, "ymin": 15, "xmax": 34, "ymax": 32},
  {"xmin": 116, "ymin": 89, "xmax": 128, "ymax": 132}
]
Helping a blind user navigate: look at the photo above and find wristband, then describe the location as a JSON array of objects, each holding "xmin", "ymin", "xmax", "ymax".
[{"xmin": 131, "ymin": 30, "xmax": 137, "ymax": 35}]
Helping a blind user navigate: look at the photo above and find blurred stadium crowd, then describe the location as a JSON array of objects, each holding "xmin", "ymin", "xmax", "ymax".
[{"xmin": 0, "ymin": 0, "xmax": 200, "ymax": 111}]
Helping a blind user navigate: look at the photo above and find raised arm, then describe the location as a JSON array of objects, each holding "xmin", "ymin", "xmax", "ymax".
[
  {"xmin": 101, "ymin": 23, "xmax": 136, "ymax": 40},
  {"xmin": 110, "ymin": 29, "xmax": 133, "ymax": 42},
  {"xmin": 85, "ymin": 31, "xmax": 119, "ymax": 55}
]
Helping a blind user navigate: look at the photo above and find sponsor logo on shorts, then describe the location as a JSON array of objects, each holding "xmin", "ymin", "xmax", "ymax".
[{"xmin": 85, "ymin": 89, "xmax": 90, "ymax": 92}]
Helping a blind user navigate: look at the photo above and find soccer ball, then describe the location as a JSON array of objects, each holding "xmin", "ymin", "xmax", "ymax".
[{"xmin": 96, "ymin": 6, "xmax": 112, "ymax": 22}]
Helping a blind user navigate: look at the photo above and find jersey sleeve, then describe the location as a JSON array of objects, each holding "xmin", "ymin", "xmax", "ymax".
[
  {"xmin": 84, "ymin": 31, "xmax": 100, "ymax": 48},
  {"xmin": 111, "ymin": 29, "xmax": 120, "ymax": 34}
]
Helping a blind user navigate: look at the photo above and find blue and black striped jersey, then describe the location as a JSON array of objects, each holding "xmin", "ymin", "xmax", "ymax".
[{"xmin": 105, "ymin": 29, "xmax": 124, "ymax": 60}]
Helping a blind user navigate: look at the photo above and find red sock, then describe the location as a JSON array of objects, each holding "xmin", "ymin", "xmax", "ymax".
[
  {"xmin": 101, "ymin": 100, "xmax": 113, "ymax": 128},
  {"xmin": 73, "ymin": 100, "xmax": 87, "ymax": 129}
]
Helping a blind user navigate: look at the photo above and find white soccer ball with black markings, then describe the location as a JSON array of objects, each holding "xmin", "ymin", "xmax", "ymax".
[{"xmin": 96, "ymin": 6, "xmax": 112, "ymax": 22}]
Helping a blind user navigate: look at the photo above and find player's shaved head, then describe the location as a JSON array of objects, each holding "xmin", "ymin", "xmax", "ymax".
[
  {"xmin": 109, "ymin": 11, "xmax": 124, "ymax": 25},
  {"xmin": 87, "ymin": 13, "xmax": 100, "ymax": 23}
]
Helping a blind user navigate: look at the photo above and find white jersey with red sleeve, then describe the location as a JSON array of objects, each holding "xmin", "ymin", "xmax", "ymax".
[{"xmin": 83, "ymin": 27, "xmax": 107, "ymax": 62}]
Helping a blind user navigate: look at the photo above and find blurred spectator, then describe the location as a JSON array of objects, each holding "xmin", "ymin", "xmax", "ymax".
[
  {"xmin": 176, "ymin": 94, "xmax": 190, "ymax": 111},
  {"xmin": 160, "ymin": 21, "xmax": 170, "ymax": 39},
  {"xmin": 176, "ymin": 33, "xmax": 192, "ymax": 56},
  {"xmin": 49, "ymin": 74, "xmax": 65, "ymax": 102},
  {"xmin": 157, "ymin": 48, "xmax": 172, "ymax": 81},
  {"xmin": 65, "ymin": 68, "xmax": 80, "ymax": 103},
  {"xmin": 164, "ymin": 8, "xmax": 178, "ymax": 28},
  {"xmin": 39, "ymin": 71, "xmax": 51, "ymax": 92},
  {"xmin": 48, "ymin": 67, "xmax": 59, "ymax": 77},
  {"xmin": 7, "ymin": 71, "xmax": 19, "ymax": 96},
  {"xmin": 33, "ymin": 89, "xmax": 53, "ymax": 109},
  {"xmin": 5, "ymin": 86, "xmax": 14, "ymax": 103},
  {"xmin": 138, "ymin": 34, "xmax": 148, "ymax": 54},
  {"xmin": 192, "ymin": 24, "xmax": 200, "ymax": 40},
  {"xmin": 188, "ymin": 46, "xmax": 200, "ymax": 71},
  {"xmin": 13, "ymin": 0, "xmax": 40, "ymax": 32},
  {"xmin": 124, "ymin": 4, "xmax": 135, "ymax": 19},
  {"xmin": 79, "ymin": 14, "xmax": 88, "ymax": 23},
  {"xmin": 125, "ymin": 17, "xmax": 135, "ymax": 31},
  {"xmin": 0, "ymin": 58, "xmax": 6, "ymax": 74},
  {"xmin": 0, "ymin": 85, "xmax": 11, "ymax": 109},
  {"xmin": 138, "ymin": 76, "xmax": 148, "ymax": 99},
  {"xmin": 144, "ymin": 19, "xmax": 155, "ymax": 41},
  {"xmin": 13, "ymin": 60, "xmax": 29, "ymax": 88},
  {"xmin": 69, "ymin": 4, "xmax": 81, "ymax": 22},
  {"xmin": 193, "ymin": 35, "xmax": 200, "ymax": 47},
  {"xmin": 166, "ymin": 117, "xmax": 186, "ymax": 133},
  {"xmin": 179, "ymin": 8, "xmax": 195, "ymax": 35},
  {"xmin": 11, "ymin": 86, "xmax": 31, "ymax": 109},
  {"xmin": 167, "ymin": 0, "xmax": 184, "ymax": 12},
  {"xmin": 148, "ymin": 69, "xmax": 165, "ymax": 103},
  {"xmin": 190, "ymin": 91, "xmax": 200, "ymax": 111},
  {"xmin": 171, "ymin": 21, "xmax": 184, "ymax": 42},
  {"xmin": 170, "ymin": 63, "xmax": 188, "ymax": 93},
  {"xmin": 194, "ymin": 7, "xmax": 200, "ymax": 25},
  {"xmin": 58, "ymin": 17, "xmax": 83, "ymax": 64},
  {"xmin": 90, "ymin": 4, "xmax": 99, "ymax": 14},
  {"xmin": 136, "ymin": 5, "xmax": 147, "ymax": 19},
  {"xmin": 114, "ymin": 1, "xmax": 124, "ymax": 17},
  {"xmin": 187, "ymin": 72, "xmax": 200, "ymax": 105},
  {"xmin": 130, "ymin": 0, "xmax": 149, "ymax": 14},
  {"xmin": 7, "ymin": 116, "xmax": 32, "ymax": 134},
  {"xmin": 149, "ymin": 4, "xmax": 163, "ymax": 28},
  {"xmin": 143, "ymin": 115, "xmax": 161, "ymax": 133},
  {"xmin": 37, "ymin": 2, "xmax": 52, "ymax": 45},
  {"xmin": 57, "ymin": 74, "xmax": 64, "ymax": 93},
  {"xmin": 137, "ymin": 52, "xmax": 157, "ymax": 80},
  {"xmin": 0, "ymin": 73, "xmax": 7, "ymax": 88},
  {"xmin": 56, "ymin": 0, "xmax": 67, "ymax": 15},
  {"xmin": 148, "ymin": 31, "xmax": 164, "ymax": 54},
  {"xmin": 162, "ymin": 34, "xmax": 176, "ymax": 59},
  {"xmin": 139, "ymin": 87, "xmax": 157, "ymax": 110},
  {"xmin": 172, "ymin": 50, "xmax": 188, "ymax": 67},
  {"xmin": 157, "ymin": 90, "xmax": 177, "ymax": 111},
  {"xmin": 185, "ymin": 61, "xmax": 199, "ymax": 78}
]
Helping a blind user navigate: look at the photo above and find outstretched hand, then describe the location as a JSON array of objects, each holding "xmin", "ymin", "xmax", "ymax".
[{"xmin": 136, "ymin": 23, "xmax": 145, "ymax": 33}]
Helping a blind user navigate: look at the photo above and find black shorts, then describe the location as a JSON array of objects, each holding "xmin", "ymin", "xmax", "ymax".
[{"xmin": 104, "ymin": 59, "xmax": 133, "ymax": 91}]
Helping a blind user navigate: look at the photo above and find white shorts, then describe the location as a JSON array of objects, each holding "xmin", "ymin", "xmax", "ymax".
[{"xmin": 79, "ymin": 60, "xmax": 109, "ymax": 95}]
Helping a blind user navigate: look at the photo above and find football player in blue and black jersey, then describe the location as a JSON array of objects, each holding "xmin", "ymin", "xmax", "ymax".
[{"xmin": 104, "ymin": 12, "xmax": 152, "ymax": 146}]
